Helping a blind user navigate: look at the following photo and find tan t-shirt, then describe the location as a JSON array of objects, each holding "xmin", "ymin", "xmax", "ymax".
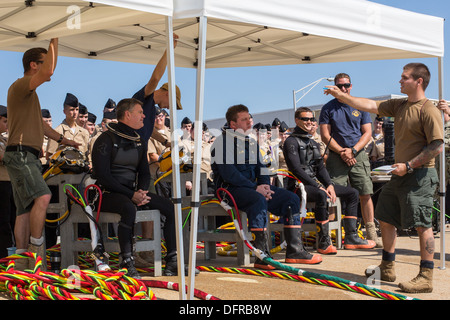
[
  {"xmin": 377, "ymin": 98, "xmax": 443, "ymax": 167},
  {"xmin": 7, "ymin": 76, "xmax": 44, "ymax": 151}
]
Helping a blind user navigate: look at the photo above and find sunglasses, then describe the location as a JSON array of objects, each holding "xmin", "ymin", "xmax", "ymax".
[
  {"xmin": 299, "ymin": 117, "xmax": 316, "ymax": 122},
  {"xmin": 336, "ymin": 83, "xmax": 351, "ymax": 89},
  {"xmin": 35, "ymin": 60, "xmax": 44, "ymax": 64}
]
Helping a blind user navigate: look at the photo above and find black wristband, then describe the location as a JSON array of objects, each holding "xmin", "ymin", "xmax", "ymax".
[{"xmin": 57, "ymin": 134, "xmax": 64, "ymax": 144}]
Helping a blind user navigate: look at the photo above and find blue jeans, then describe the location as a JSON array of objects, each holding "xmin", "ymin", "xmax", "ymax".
[{"xmin": 225, "ymin": 185, "xmax": 300, "ymax": 229}]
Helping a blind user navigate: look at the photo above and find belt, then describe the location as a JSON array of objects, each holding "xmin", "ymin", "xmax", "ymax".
[{"xmin": 5, "ymin": 145, "xmax": 40, "ymax": 158}]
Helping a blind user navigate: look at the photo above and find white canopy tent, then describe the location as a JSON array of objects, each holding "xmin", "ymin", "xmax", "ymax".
[
  {"xmin": 0, "ymin": 0, "xmax": 445, "ymax": 300},
  {"xmin": 171, "ymin": 0, "xmax": 446, "ymax": 300}
]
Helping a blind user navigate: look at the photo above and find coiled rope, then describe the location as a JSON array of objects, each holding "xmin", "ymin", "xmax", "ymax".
[
  {"xmin": 0, "ymin": 252, "xmax": 154, "ymax": 300},
  {"xmin": 0, "ymin": 252, "xmax": 219, "ymax": 301},
  {"xmin": 214, "ymin": 186, "xmax": 418, "ymax": 301}
]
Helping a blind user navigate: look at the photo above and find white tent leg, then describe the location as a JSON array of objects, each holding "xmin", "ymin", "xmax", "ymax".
[
  {"xmin": 165, "ymin": 16, "xmax": 187, "ymax": 299},
  {"xmin": 438, "ymin": 56, "xmax": 446, "ymax": 270},
  {"xmin": 187, "ymin": 15, "xmax": 208, "ymax": 300}
]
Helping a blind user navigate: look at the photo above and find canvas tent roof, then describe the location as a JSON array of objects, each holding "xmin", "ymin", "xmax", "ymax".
[
  {"xmin": 0, "ymin": 0, "xmax": 444, "ymax": 68},
  {"xmin": 0, "ymin": 0, "xmax": 172, "ymax": 64}
]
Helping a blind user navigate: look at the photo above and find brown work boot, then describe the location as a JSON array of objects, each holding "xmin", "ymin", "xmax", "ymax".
[
  {"xmin": 365, "ymin": 222, "xmax": 383, "ymax": 248},
  {"xmin": 14, "ymin": 250, "xmax": 30, "ymax": 271},
  {"xmin": 398, "ymin": 267, "xmax": 433, "ymax": 293},
  {"xmin": 28, "ymin": 243, "xmax": 47, "ymax": 272},
  {"xmin": 365, "ymin": 260, "xmax": 396, "ymax": 282}
]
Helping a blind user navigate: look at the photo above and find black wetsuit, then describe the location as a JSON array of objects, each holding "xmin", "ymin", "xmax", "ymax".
[
  {"xmin": 91, "ymin": 122, "xmax": 176, "ymax": 256},
  {"xmin": 283, "ymin": 126, "xmax": 359, "ymax": 221}
]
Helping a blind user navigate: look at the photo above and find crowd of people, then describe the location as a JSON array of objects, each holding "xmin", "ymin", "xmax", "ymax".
[{"xmin": 0, "ymin": 36, "xmax": 449, "ymax": 294}]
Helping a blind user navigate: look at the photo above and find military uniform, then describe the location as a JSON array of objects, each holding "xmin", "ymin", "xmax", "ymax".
[
  {"xmin": 46, "ymin": 120, "xmax": 90, "ymax": 160},
  {"xmin": 148, "ymin": 126, "xmax": 171, "ymax": 179}
]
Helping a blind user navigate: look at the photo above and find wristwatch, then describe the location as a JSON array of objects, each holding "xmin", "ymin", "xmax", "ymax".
[
  {"xmin": 405, "ymin": 161, "xmax": 413, "ymax": 174},
  {"xmin": 351, "ymin": 147, "xmax": 358, "ymax": 157}
]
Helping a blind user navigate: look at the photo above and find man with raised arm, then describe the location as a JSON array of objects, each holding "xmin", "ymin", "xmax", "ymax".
[
  {"xmin": 324, "ymin": 63, "xmax": 445, "ymax": 294},
  {"xmin": 4, "ymin": 39, "xmax": 80, "ymax": 270}
]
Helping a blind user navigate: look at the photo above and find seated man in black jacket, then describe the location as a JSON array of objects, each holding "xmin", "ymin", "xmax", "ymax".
[
  {"xmin": 91, "ymin": 98, "xmax": 182, "ymax": 278},
  {"xmin": 211, "ymin": 104, "xmax": 322, "ymax": 269},
  {"xmin": 283, "ymin": 107, "xmax": 375, "ymax": 254}
]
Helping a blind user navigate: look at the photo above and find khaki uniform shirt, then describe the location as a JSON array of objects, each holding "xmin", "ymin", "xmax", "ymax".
[
  {"xmin": 148, "ymin": 127, "xmax": 171, "ymax": 178},
  {"xmin": 46, "ymin": 120, "xmax": 90, "ymax": 159},
  {"xmin": 180, "ymin": 138, "xmax": 212, "ymax": 179},
  {"xmin": 312, "ymin": 131, "xmax": 326, "ymax": 156},
  {"xmin": 7, "ymin": 76, "xmax": 44, "ymax": 151},
  {"xmin": 366, "ymin": 133, "xmax": 384, "ymax": 161},
  {"xmin": 377, "ymin": 98, "xmax": 443, "ymax": 167}
]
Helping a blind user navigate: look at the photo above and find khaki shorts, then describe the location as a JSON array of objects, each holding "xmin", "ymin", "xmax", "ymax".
[
  {"xmin": 3, "ymin": 151, "xmax": 51, "ymax": 215},
  {"xmin": 326, "ymin": 150, "xmax": 373, "ymax": 195},
  {"xmin": 375, "ymin": 168, "xmax": 438, "ymax": 230}
]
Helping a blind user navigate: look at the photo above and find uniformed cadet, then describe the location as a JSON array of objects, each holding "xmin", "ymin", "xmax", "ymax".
[
  {"xmin": 180, "ymin": 122, "xmax": 214, "ymax": 194},
  {"xmin": 366, "ymin": 116, "xmax": 385, "ymax": 167},
  {"xmin": 76, "ymin": 103, "xmax": 89, "ymax": 128},
  {"xmin": 103, "ymin": 98, "xmax": 116, "ymax": 113},
  {"xmin": 148, "ymin": 107, "xmax": 171, "ymax": 183},
  {"xmin": 274, "ymin": 121, "xmax": 290, "ymax": 186},
  {"xmin": 180, "ymin": 117, "xmax": 192, "ymax": 140},
  {"xmin": 46, "ymin": 93, "xmax": 90, "ymax": 161},
  {"xmin": 86, "ymin": 112, "xmax": 97, "ymax": 138},
  {"xmin": 309, "ymin": 119, "xmax": 326, "ymax": 158},
  {"xmin": 253, "ymin": 122, "xmax": 275, "ymax": 171}
]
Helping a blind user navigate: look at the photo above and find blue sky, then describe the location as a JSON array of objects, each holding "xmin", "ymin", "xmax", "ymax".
[{"xmin": 0, "ymin": 0, "xmax": 448, "ymax": 127}]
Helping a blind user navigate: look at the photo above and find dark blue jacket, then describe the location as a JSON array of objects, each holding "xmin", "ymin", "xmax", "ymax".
[
  {"xmin": 211, "ymin": 128, "xmax": 270, "ymax": 190},
  {"xmin": 133, "ymin": 86, "xmax": 156, "ymax": 143}
]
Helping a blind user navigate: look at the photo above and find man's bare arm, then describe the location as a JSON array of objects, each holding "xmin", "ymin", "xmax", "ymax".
[
  {"xmin": 29, "ymin": 38, "xmax": 58, "ymax": 91},
  {"xmin": 354, "ymin": 122, "xmax": 373, "ymax": 152},
  {"xmin": 324, "ymin": 86, "xmax": 379, "ymax": 114},
  {"xmin": 392, "ymin": 140, "xmax": 443, "ymax": 176},
  {"xmin": 410, "ymin": 140, "xmax": 443, "ymax": 169},
  {"xmin": 320, "ymin": 123, "xmax": 344, "ymax": 153},
  {"xmin": 144, "ymin": 34, "xmax": 178, "ymax": 97}
]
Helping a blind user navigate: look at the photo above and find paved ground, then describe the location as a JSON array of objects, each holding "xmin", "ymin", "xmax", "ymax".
[
  {"xmin": 1, "ymin": 226, "xmax": 448, "ymax": 304},
  {"xmin": 144, "ymin": 226, "xmax": 450, "ymax": 301}
]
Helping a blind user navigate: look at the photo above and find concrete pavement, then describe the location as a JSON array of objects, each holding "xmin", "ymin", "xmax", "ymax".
[{"xmin": 144, "ymin": 227, "xmax": 450, "ymax": 301}]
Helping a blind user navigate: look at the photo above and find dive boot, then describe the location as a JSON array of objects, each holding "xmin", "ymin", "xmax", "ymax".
[
  {"xmin": 316, "ymin": 220, "xmax": 337, "ymax": 255},
  {"xmin": 343, "ymin": 217, "xmax": 376, "ymax": 249},
  {"xmin": 284, "ymin": 224, "xmax": 322, "ymax": 264},
  {"xmin": 119, "ymin": 254, "xmax": 141, "ymax": 279},
  {"xmin": 164, "ymin": 252, "xmax": 199, "ymax": 276},
  {"xmin": 251, "ymin": 230, "xmax": 276, "ymax": 270}
]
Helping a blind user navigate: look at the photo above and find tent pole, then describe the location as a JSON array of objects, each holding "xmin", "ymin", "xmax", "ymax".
[
  {"xmin": 187, "ymin": 15, "xmax": 208, "ymax": 300},
  {"xmin": 165, "ymin": 16, "xmax": 187, "ymax": 299},
  {"xmin": 438, "ymin": 56, "xmax": 446, "ymax": 270}
]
